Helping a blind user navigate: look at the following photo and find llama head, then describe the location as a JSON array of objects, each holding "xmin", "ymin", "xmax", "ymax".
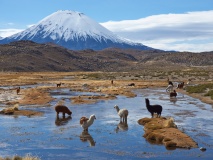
[
  {"xmin": 68, "ymin": 110, "xmax": 72, "ymax": 115},
  {"xmin": 114, "ymin": 105, "xmax": 119, "ymax": 109},
  {"xmin": 145, "ymin": 98, "xmax": 149, "ymax": 103},
  {"xmin": 90, "ymin": 114, "xmax": 96, "ymax": 120}
]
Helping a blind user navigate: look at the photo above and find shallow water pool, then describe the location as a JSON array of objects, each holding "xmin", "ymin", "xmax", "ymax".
[{"xmin": 0, "ymin": 88, "xmax": 212, "ymax": 159}]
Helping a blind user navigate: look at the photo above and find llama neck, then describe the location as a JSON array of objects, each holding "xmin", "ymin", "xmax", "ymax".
[
  {"xmin": 87, "ymin": 117, "xmax": 94, "ymax": 125},
  {"xmin": 145, "ymin": 100, "xmax": 150, "ymax": 108},
  {"xmin": 115, "ymin": 107, "xmax": 120, "ymax": 113}
]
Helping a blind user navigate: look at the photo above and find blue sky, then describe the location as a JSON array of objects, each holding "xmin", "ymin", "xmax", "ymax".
[{"xmin": 1, "ymin": 0, "xmax": 213, "ymax": 52}]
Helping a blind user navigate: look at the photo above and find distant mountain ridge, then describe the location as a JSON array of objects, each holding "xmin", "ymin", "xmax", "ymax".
[
  {"xmin": 0, "ymin": 10, "xmax": 154, "ymax": 50},
  {"xmin": 0, "ymin": 41, "xmax": 212, "ymax": 72}
]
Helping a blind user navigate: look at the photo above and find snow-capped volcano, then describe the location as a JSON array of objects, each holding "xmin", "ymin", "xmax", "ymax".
[{"xmin": 0, "ymin": 10, "xmax": 153, "ymax": 50}]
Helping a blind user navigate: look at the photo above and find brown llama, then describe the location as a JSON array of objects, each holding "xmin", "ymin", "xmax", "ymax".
[
  {"xmin": 55, "ymin": 105, "xmax": 72, "ymax": 117},
  {"xmin": 16, "ymin": 87, "xmax": 20, "ymax": 95},
  {"xmin": 57, "ymin": 82, "xmax": 62, "ymax": 87}
]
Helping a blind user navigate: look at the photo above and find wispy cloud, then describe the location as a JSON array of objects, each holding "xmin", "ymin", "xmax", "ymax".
[
  {"xmin": 101, "ymin": 10, "xmax": 213, "ymax": 52},
  {"xmin": 0, "ymin": 29, "xmax": 23, "ymax": 38},
  {"xmin": 0, "ymin": 23, "xmax": 34, "ymax": 38}
]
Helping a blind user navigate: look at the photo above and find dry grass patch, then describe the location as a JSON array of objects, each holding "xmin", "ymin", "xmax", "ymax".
[
  {"xmin": 18, "ymin": 88, "xmax": 54, "ymax": 105},
  {"xmin": 0, "ymin": 104, "xmax": 43, "ymax": 117},
  {"xmin": 0, "ymin": 154, "xmax": 40, "ymax": 160},
  {"xmin": 138, "ymin": 117, "xmax": 198, "ymax": 149},
  {"xmin": 71, "ymin": 94, "xmax": 117, "ymax": 105}
]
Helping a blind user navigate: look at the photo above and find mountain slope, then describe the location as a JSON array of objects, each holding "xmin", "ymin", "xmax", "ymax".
[
  {"xmin": 0, "ymin": 41, "xmax": 212, "ymax": 72},
  {"xmin": 0, "ymin": 10, "xmax": 153, "ymax": 50}
]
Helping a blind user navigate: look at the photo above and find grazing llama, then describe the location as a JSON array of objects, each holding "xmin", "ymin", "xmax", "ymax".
[
  {"xmin": 57, "ymin": 82, "xmax": 62, "ymax": 87},
  {"xmin": 55, "ymin": 105, "xmax": 72, "ymax": 117},
  {"xmin": 16, "ymin": 87, "xmax": 20, "ymax": 95},
  {"xmin": 145, "ymin": 98, "xmax": 162, "ymax": 118},
  {"xmin": 80, "ymin": 114, "xmax": 96, "ymax": 131},
  {"xmin": 114, "ymin": 105, "xmax": 129, "ymax": 122}
]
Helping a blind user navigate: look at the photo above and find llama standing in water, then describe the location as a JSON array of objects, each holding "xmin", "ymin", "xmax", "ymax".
[
  {"xmin": 80, "ymin": 114, "xmax": 96, "ymax": 131},
  {"xmin": 145, "ymin": 98, "xmax": 162, "ymax": 118},
  {"xmin": 114, "ymin": 105, "xmax": 129, "ymax": 122}
]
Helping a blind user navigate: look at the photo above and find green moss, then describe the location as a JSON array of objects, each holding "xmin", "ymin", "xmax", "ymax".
[
  {"xmin": 204, "ymin": 90, "xmax": 213, "ymax": 100},
  {"xmin": 186, "ymin": 83, "xmax": 213, "ymax": 93}
]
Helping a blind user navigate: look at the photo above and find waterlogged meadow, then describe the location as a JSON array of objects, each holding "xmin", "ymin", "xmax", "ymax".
[{"xmin": 0, "ymin": 72, "xmax": 212, "ymax": 159}]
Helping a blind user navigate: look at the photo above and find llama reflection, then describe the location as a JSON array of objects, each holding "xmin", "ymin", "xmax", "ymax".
[
  {"xmin": 55, "ymin": 115, "xmax": 72, "ymax": 126},
  {"xmin": 115, "ymin": 121, "xmax": 128, "ymax": 133},
  {"xmin": 80, "ymin": 131, "xmax": 96, "ymax": 146},
  {"xmin": 170, "ymin": 97, "xmax": 177, "ymax": 104}
]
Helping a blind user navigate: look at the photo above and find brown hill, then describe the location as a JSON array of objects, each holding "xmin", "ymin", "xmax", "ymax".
[{"xmin": 0, "ymin": 41, "xmax": 212, "ymax": 72}]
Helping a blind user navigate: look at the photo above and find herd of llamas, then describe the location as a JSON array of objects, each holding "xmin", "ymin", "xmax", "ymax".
[
  {"xmin": 53, "ymin": 77, "xmax": 188, "ymax": 132},
  {"xmin": 12, "ymin": 77, "xmax": 189, "ymax": 133}
]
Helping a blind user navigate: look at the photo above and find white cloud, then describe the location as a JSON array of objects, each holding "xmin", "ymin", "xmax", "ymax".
[
  {"xmin": 0, "ymin": 29, "xmax": 23, "ymax": 38},
  {"xmin": 101, "ymin": 10, "xmax": 213, "ymax": 52}
]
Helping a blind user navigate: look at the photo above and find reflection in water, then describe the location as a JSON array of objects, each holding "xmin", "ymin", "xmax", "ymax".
[
  {"xmin": 55, "ymin": 115, "xmax": 72, "ymax": 126},
  {"xmin": 80, "ymin": 131, "xmax": 96, "ymax": 146},
  {"xmin": 170, "ymin": 97, "xmax": 177, "ymax": 104},
  {"xmin": 115, "ymin": 121, "xmax": 128, "ymax": 133},
  {"xmin": 145, "ymin": 138, "xmax": 177, "ymax": 150}
]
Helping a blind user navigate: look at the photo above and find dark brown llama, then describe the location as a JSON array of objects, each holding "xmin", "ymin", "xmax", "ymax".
[
  {"xmin": 57, "ymin": 82, "xmax": 62, "ymax": 87},
  {"xmin": 145, "ymin": 98, "xmax": 162, "ymax": 118},
  {"xmin": 170, "ymin": 90, "xmax": 177, "ymax": 97}
]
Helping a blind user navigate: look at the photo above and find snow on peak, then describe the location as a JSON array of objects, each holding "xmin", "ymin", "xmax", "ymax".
[{"xmin": 14, "ymin": 10, "xmax": 127, "ymax": 43}]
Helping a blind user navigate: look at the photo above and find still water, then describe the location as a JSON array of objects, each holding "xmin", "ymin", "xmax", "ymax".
[{"xmin": 0, "ymin": 88, "xmax": 212, "ymax": 159}]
